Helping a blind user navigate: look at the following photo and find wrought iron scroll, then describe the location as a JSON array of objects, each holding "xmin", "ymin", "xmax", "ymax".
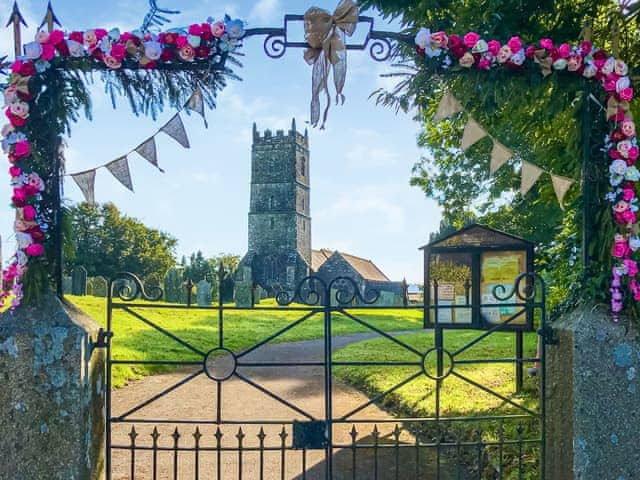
[
  {"xmin": 275, "ymin": 274, "xmax": 380, "ymax": 306},
  {"xmin": 108, "ymin": 272, "xmax": 164, "ymax": 302},
  {"xmin": 242, "ymin": 15, "xmax": 413, "ymax": 62}
]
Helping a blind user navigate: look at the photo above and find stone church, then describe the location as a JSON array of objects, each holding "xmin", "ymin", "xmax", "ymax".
[{"xmin": 234, "ymin": 119, "xmax": 403, "ymax": 306}]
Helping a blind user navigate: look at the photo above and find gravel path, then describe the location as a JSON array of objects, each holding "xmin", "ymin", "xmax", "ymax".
[{"xmin": 109, "ymin": 329, "xmax": 454, "ymax": 479}]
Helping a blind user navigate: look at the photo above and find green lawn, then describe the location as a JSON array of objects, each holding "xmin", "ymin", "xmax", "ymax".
[{"xmin": 68, "ymin": 295, "xmax": 424, "ymax": 387}]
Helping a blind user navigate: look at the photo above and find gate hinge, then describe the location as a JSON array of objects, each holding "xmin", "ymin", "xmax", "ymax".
[
  {"xmin": 538, "ymin": 324, "xmax": 558, "ymax": 345},
  {"xmin": 90, "ymin": 328, "xmax": 112, "ymax": 355}
]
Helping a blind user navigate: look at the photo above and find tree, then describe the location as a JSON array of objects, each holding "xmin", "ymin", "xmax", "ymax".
[
  {"xmin": 181, "ymin": 251, "xmax": 240, "ymax": 302},
  {"xmin": 65, "ymin": 202, "xmax": 177, "ymax": 282},
  {"xmin": 362, "ymin": 0, "xmax": 639, "ymax": 307}
]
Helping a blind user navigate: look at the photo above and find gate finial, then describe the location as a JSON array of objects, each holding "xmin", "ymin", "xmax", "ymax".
[
  {"xmin": 5, "ymin": 1, "xmax": 27, "ymax": 59},
  {"xmin": 39, "ymin": 1, "xmax": 62, "ymax": 33}
]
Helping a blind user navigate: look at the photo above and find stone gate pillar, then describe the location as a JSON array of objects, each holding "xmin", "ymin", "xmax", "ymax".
[
  {"xmin": 0, "ymin": 294, "xmax": 105, "ymax": 479},
  {"xmin": 546, "ymin": 304, "xmax": 640, "ymax": 480}
]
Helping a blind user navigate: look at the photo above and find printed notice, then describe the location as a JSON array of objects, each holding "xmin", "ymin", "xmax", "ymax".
[{"xmin": 482, "ymin": 255, "xmax": 521, "ymax": 284}]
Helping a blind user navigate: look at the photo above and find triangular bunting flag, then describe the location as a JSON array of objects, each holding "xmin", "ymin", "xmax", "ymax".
[
  {"xmin": 135, "ymin": 137, "xmax": 164, "ymax": 173},
  {"xmin": 185, "ymin": 88, "xmax": 208, "ymax": 128},
  {"xmin": 490, "ymin": 141, "xmax": 513, "ymax": 175},
  {"xmin": 434, "ymin": 92, "xmax": 463, "ymax": 122},
  {"xmin": 161, "ymin": 113, "xmax": 190, "ymax": 149},
  {"xmin": 551, "ymin": 174, "xmax": 575, "ymax": 210},
  {"xmin": 105, "ymin": 156, "xmax": 134, "ymax": 192},
  {"xmin": 71, "ymin": 170, "xmax": 96, "ymax": 204},
  {"xmin": 520, "ymin": 161, "xmax": 544, "ymax": 196},
  {"xmin": 460, "ymin": 118, "xmax": 487, "ymax": 150}
]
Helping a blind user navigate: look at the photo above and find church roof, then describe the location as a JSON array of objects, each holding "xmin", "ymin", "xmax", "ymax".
[{"xmin": 312, "ymin": 249, "xmax": 391, "ymax": 282}]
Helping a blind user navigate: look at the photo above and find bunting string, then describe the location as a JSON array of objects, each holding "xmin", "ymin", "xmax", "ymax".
[
  {"xmin": 434, "ymin": 91, "xmax": 577, "ymax": 209},
  {"xmin": 65, "ymin": 90, "xmax": 202, "ymax": 203}
]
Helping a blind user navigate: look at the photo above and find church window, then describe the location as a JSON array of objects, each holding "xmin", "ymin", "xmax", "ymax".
[
  {"xmin": 270, "ymin": 217, "xmax": 275, "ymax": 229},
  {"xmin": 300, "ymin": 157, "xmax": 306, "ymax": 176},
  {"xmin": 301, "ymin": 198, "xmax": 305, "ymax": 210},
  {"xmin": 302, "ymin": 220, "xmax": 306, "ymax": 231},
  {"xmin": 269, "ymin": 196, "xmax": 274, "ymax": 209}
]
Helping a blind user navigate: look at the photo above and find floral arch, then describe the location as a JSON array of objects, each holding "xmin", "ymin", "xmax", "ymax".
[{"xmin": 0, "ymin": 1, "xmax": 636, "ymax": 318}]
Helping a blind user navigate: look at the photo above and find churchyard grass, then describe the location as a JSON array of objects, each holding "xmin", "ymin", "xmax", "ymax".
[{"xmin": 67, "ymin": 295, "xmax": 424, "ymax": 388}]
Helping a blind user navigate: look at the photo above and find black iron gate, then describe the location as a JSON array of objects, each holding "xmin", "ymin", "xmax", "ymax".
[{"xmin": 104, "ymin": 270, "xmax": 547, "ymax": 480}]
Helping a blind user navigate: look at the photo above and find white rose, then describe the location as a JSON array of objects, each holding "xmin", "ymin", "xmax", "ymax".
[
  {"xmin": 602, "ymin": 57, "xmax": 615, "ymax": 74},
  {"xmin": 23, "ymin": 41, "xmax": 43, "ymax": 60},
  {"xmin": 471, "ymin": 39, "xmax": 488, "ymax": 53},
  {"xmin": 630, "ymin": 236, "xmax": 640, "ymax": 251},
  {"xmin": 553, "ymin": 58, "xmax": 567, "ymax": 70},
  {"xmin": 616, "ymin": 76, "xmax": 630, "ymax": 93},
  {"xmin": 511, "ymin": 49, "xmax": 525, "ymax": 65},
  {"xmin": 415, "ymin": 28, "xmax": 431, "ymax": 49},
  {"xmin": 610, "ymin": 159, "xmax": 628, "ymax": 175},
  {"xmin": 16, "ymin": 232, "xmax": 33, "ymax": 249},
  {"xmin": 144, "ymin": 41, "xmax": 162, "ymax": 60},
  {"xmin": 16, "ymin": 250, "xmax": 27, "ymax": 266},
  {"xmin": 67, "ymin": 40, "xmax": 84, "ymax": 57},
  {"xmin": 1, "ymin": 124, "xmax": 14, "ymax": 137}
]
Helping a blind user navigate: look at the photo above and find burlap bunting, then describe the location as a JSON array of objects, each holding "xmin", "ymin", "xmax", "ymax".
[
  {"xmin": 606, "ymin": 96, "xmax": 632, "ymax": 121},
  {"xmin": 105, "ymin": 156, "xmax": 134, "ymax": 192},
  {"xmin": 71, "ymin": 170, "xmax": 96, "ymax": 204},
  {"xmin": 550, "ymin": 174, "xmax": 574, "ymax": 210},
  {"xmin": 434, "ymin": 92, "xmax": 464, "ymax": 121},
  {"xmin": 186, "ymin": 88, "xmax": 207, "ymax": 127},
  {"xmin": 303, "ymin": 0, "xmax": 358, "ymax": 129},
  {"xmin": 533, "ymin": 49, "xmax": 552, "ymax": 77},
  {"xmin": 135, "ymin": 137, "xmax": 164, "ymax": 173},
  {"xmin": 490, "ymin": 141, "xmax": 513, "ymax": 175},
  {"xmin": 161, "ymin": 113, "xmax": 190, "ymax": 148},
  {"xmin": 520, "ymin": 161, "xmax": 544, "ymax": 196},
  {"xmin": 460, "ymin": 118, "xmax": 487, "ymax": 150}
]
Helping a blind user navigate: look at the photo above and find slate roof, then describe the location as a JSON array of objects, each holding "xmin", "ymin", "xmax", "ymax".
[{"xmin": 312, "ymin": 249, "xmax": 391, "ymax": 282}]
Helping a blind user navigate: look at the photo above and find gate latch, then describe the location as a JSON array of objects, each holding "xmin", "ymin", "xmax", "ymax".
[
  {"xmin": 539, "ymin": 323, "xmax": 558, "ymax": 345},
  {"xmin": 293, "ymin": 421, "xmax": 328, "ymax": 449},
  {"xmin": 90, "ymin": 328, "xmax": 112, "ymax": 355}
]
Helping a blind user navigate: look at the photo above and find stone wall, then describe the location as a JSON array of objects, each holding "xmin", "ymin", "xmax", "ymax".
[
  {"xmin": 0, "ymin": 295, "xmax": 105, "ymax": 479},
  {"xmin": 546, "ymin": 304, "xmax": 640, "ymax": 480}
]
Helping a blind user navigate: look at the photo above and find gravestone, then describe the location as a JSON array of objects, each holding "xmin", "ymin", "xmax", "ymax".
[
  {"xmin": 164, "ymin": 267, "xmax": 183, "ymax": 303},
  {"xmin": 0, "ymin": 295, "xmax": 104, "ymax": 479},
  {"xmin": 71, "ymin": 266, "xmax": 87, "ymax": 296},
  {"xmin": 90, "ymin": 276, "xmax": 108, "ymax": 297},
  {"xmin": 62, "ymin": 276, "xmax": 72, "ymax": 295},
  {"xmin": 196, "ymin": 279, "xmax": 212, "ymax": 306},
  {"xmin": 234, "ymin": 265, "xmax": 253, "ymax": 307}
]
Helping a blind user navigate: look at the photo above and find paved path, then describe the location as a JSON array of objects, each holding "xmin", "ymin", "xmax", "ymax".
[{"xmin": 110, "ymin": 330, "xmax": 455, "ymax": 479}]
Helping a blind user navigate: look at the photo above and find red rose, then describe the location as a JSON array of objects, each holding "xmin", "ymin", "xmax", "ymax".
[
  {"xmin": 55, "ymin": 40, "xmax": 70, "ymax": 57},
  {"xmin": 48, "ymin": 30, "xmax": 64, "ymax": 45},
  {"xmin": 14, "ymin": 140, "xmax": 30, "ymax": 158},
  {"xmin": 16, "ymin": 91, "xmax": 32, "ymax": 102},
  {"xmin": 69, "ymin": 31, "xmax": 83, "ymax": 43},
  {"xmin": 195, "ymin": 45, "xmax": 210, "ymax": 58},
  {"xmin": 5, "ymin": 109, "xmax": 26, "ymax": 128},
  {"xmin": 448, "ymin": 35, "xmax": 463, "ymax": 49},
  {"xmin": 91, "ymin": 49, "xmax": 104, "ymax": 61},
  {"xmin": 143, "ymin": 60, "xmax": 157, "ymax": 69},
  {"xmin": 525, "ymin": 45, "xmax": 536, "ymax": 59},
  {"xmin": 610, "ymin": 148, "xmax": 623, "ymax": 159},
  {"xmin": 188, "ymin": 24, "xmax": 203, "ymax": 36},
  {"xmin": 415, "ymin": 45, "xmax": 425, "ymax": 57},
  {"xmin": 9, "ymin": 166, "xmax": 21, "ymax": 177},
  {"xmin": 12, "ymin": 187, "xmax": 26, "ymax": 206},
  {"xmin": 579, "ymin": 41, "xmax": 592, "ymax": 55},
  {"xmin": 19, "ymin": 61, "xmax": 36, "ymax": 76},
  {"xmin": 160, "ymin": 49, "xmax": 175, "ymax": 61},
  {"xmin": 163, "ymin": 32, "xmax": 176, "ymax": 45},
  {"xmin": 611, "ymin": 131, "xmax": 625, "ymax": 143},
  {"xmin": 23, "ymin": 184, "xmax": 39, "ymax": 196},
  {"xmin": 28, "ymin": 226, "xmax": 44, "ymax": 242},
  {"xmin": 200, "ymin": 23, "xmax": 213, "ymax": 41},
  {"xmin": 95, "ymin": 29, "xmax": 108, "ymax": 40}
]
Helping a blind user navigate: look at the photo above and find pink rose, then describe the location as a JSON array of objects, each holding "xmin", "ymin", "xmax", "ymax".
[
  {"xmin": 612, "ymin": 241, "xmax": 629, "ymax": 258},
  {"xmin": 110, "ymin": 44, "xmax": 126, "ymax": 61},
  {"xmin": 487, "ymin": 40, "xmax": 500, "ymax": 56},
  {"xmin": 14, "ymin": 140, "xmax": 30, "ymax": 158},
  {"xmin": 9, "ymin": 166, "xmax": 21, "ymax": 177},
  {"xmin": 622, "ymin": 210, "xmax": 637, "ymax": 224},
  {"xmin": 539, "ymin": 38, "xmax": 553, "ymax": 50},
  {"xmin": 619, "ymin": 88, "xmax": 634, "ymax": 102},
  {"xmin": 622, "ymin": 119, "xmax": 636, "ymax": 138},
  {"xmin": 579, "ymin": 41, "xmax": 592, "ymax": 55},
  {"xmin": 188, "ymin": 24, "xmax": 203, "ymax": 36},
  {"xmin": 463, "ymin": 32, "xmax": 481, "ymax": 49},
  {"xmin": 48, "ymin": 30, "xmax": 64, "ymax": 45},
  {"xmin": 23, "ymin": 205, "xmax": 36, "ymax": 221},
  {"xmin": 629, "ymin": 147, "xmax": 639, "ymax": 162},
  {"xmin": 83, "ymin": 30, "xmax": 97, "ymax": 46},
  {"xmin": 25, "ymin": 243, "xmax": 44, "ymax": 257},
  {"xmin": 12, "ymin": 187, "xmax": 27, "ymax": 206},
  {"xmin": 623, "ymin": 188, "xmax": 636, "ymax": 201},
  {"xmin": 557, "ymin": 43, "xmax": 571, "ymax": 58},
  {"xmin": 567, "ymin": 55, "xmax": 582, "ymax": 71},
  {"xmin": 175, "ymin": 35, "xmax": 189, "ymax": 49},
  {"xmin": 95, "ymin": 29, "xmax": 108, "ymax": 40},
  {"xmin": 459, "ymin": 52, "xmax": 475, "ymax": 68},
  {"xmin": 478, "ymin": 58, "xmax": 491, "ymax": 70},
  {"xmin": 212, "ymin": 21, "xmax": 225, "ymax": 38},
  {"xmin": 9, "ymin": 102, "xmax": 29, "ymax": 119},
  {"xmin": 625, "ymin": 259, "xmax": 639, "ymax": 277},
  {"xmin": 507, "ymin": 36, "xmax": 522, "ymax": 53},
  {"xmin": 604, "ymin": 78, "xmax": 617, "ymax": 92},
  {"xmin": 179, "ymin": 45, "xmax": 195, "ymax": 62},
  {"xmin": 104, "ymin": 55, "xmax": 121, "ymax": 69},
  {"xmin": 35, "ymin": 31, "xmax": 50, "ymax": 44}
]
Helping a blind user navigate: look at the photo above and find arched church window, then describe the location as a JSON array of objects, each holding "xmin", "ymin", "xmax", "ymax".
[
  {"xmin": 270, "ymin": 217, "xmax": 275, "ymax": 229},
  {"xmin": 268, "ymin": 196, "xmax": 274, "ymax": 209},
  {"xmin": 300, "ymin": 157, "xmax": 306, "ymax": 176}
]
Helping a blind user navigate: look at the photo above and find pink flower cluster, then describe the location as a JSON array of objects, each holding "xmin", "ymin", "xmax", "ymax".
[
  {"xmin": 1, "ymin": 17, "xmax": 245, "ymax": 309},
  {"xmin": 415, "ymin": 29, "xmax": 636, "ymax": 317},
  {"xmin": 20, "ymin": 17, "xmax": 244, "ymax": 71}
]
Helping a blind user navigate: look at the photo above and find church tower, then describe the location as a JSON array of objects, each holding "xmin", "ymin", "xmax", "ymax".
[{"xmin": 236, "ymin": 119, "xmax": 311, "ymax": 299}]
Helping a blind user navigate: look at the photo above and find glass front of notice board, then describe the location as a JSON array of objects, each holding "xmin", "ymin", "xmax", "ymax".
[
  {"xmin": 480, "ymin": 250, "xmax": 527, "ymax": 327},
  {"xmin": 428, "ymin": 252, "xmax": 473, "ymax": 326}
]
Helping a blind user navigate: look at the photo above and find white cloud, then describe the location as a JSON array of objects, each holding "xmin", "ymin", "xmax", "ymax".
[{"xmin": 249, "ymin": 0, "xmax": 281, "ymax": 24}]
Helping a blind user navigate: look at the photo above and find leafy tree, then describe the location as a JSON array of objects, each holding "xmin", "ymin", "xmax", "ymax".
[
  {"xmin": 65, "ymin": 202, "xmax": 177, "ymax": 282},
  {"xmin": 362, "ymin": 0, "xmax": 639, "ymax": 308}
]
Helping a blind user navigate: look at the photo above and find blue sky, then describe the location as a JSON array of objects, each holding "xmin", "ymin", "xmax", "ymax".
[{"xmin": 0, "ymin": 0, "xmax": 441, "ymax": 283}]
